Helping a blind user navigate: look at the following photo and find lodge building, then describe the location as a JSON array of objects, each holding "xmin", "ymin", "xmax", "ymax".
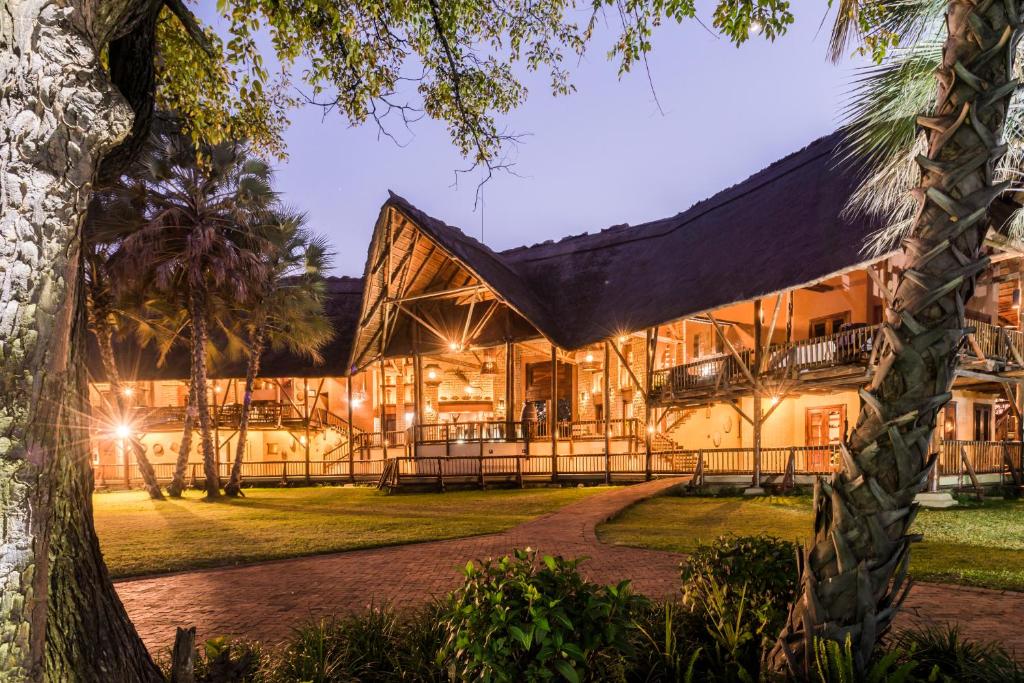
[{"xmin": 89, "ymin": 132, "xmax": 1024, "ymax": 490}]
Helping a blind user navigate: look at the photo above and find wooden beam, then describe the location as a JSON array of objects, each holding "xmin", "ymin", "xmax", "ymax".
[
  {"xmin": 707, "ymin": 313, "xmax": 759, "ymax": 389},
  {"xmin": 760, "ymin": 294, "xmax": 782, "ymax": 373},
  {"xmin": 727, "ymin": 400, "xmax": 754, "ymax": 426},
  {"xmin": 610, "ymin": 339, "xmax": 646, "ymax": 399},
  {"xmin": 388, "ymin": 284, "xmax": 485, "ymax": 305},
  {"xmin": 956, "ymin": 368, "xmax": 1024, "ymax": 384}
]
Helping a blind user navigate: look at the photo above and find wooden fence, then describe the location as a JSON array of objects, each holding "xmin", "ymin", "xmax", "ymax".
[{"xmin": 94, "ymin": 440, "xmax": 1024, "ymax": 490}]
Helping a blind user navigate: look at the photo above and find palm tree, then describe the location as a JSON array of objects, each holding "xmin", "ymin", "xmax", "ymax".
[
  {"xmin": 83, "ymin": 204, "xmax": 168, "ymax": 501},
  {"xmin": 116, "ymin": 132, "xmax": 278, "ymax": 499},
  {"xmin": 770, "ymin": 0, "xmax": 1024, "ymax": 675},
  {"xmin": 224, "ymin": 212, "xmax": 334, "ymax": 496}
]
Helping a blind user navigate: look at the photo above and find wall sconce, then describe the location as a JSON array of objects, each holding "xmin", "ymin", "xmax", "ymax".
[
  {"xmin": 580, "ymin": 390, "xmax": 589, "ymax": 404},
  {"xmin": 425, "ymin": 399, "xmax": 435, "ymax": 416},
  {"xmin": 424, "ymin": 363, "xmax": 442, "ymax": 386},
  {"xmin": 497, "ymin": 398, "xmax": 506, "ymax": 413}
]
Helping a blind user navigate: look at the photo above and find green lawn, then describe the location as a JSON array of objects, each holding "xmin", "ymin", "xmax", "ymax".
[
  {"xmin": 597, "ymin": 494, "xmax": 1024, "ymax": 591},
  {"xmin": 96, "ymin": 485, "xmax": 603, "ymax": 579}
]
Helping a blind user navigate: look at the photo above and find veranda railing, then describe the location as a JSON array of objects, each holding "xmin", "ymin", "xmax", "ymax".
[
  {"xmin": 94, "ymin": 440, "xmax": 1024, "ymax": 489},
  {"xmin": 653, "ymin": 317, "xmax": 1024, "ymax": 399}
]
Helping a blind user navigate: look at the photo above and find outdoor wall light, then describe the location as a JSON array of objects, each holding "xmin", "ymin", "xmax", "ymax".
[
  {"xmin": 424, "ymin": 363, "xmax": 442, "ymax": 385},
  {"xmin": 114, "ymin": 424, "xmax": 131, "ymax": 439},
  {"xmin": 122, "ymin": 387, "xmax": 133, "ymax": 397}
]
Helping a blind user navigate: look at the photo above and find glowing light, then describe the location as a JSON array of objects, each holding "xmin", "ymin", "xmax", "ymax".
[
  {"xmin": 618, "ymin": 335, "xmax": 628, "ymax": 344},
  {"xmin": 351, "ymin": 397, "xmax": 363, "ymax": 408},
  {"xmin": 299, "ymin": 435, "xmax": 307, "ymax": 445},
  {"xmin": 448, "ymin": 341, "xmax": 460, "ymax": 352},
  {"xmin": 404, "ymin": 412, "xmax": 415, "ymax": 424},
  {"xmin": 585, "ymin": 352, "xmax": 594, "ymax": 363},
  {"xmin": 427, "ymin": 369, "xmax": 437, "ymax": 380},
  {"xmin": 114, "ymin": 424, "xmax": 131, "ymax": 439},
  {"xmin": 465, "ymin": 385, "xmax": 476, "ymax": 394},
  {"xmin": 646, "ymin": 425, "xmax": 656, "ymax": 435},
  {"xmin": 769, "ymin": 395, "xmax": 780, "ymax": 407},
  {"xmin": 122, "ymin": 387, "xmax": 133, "ymax": 397},
  {"xmin": 214, "ymin": 385, "xmax": 222, "ymax": 393},
  {"xmin": 750, "ymin": 19, "xmax": 763, "ymax": 35}
]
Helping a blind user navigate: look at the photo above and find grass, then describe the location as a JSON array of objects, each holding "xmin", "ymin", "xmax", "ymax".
[
  {"xmin": 597, "ymin": 494, "xmax": 1024, "ymax": 592},
  {"xmin": 95, "ymin": 485, "xmax": 604, "ymax": 579}
]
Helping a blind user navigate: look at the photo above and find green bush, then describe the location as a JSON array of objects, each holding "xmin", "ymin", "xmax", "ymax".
[
  {"xmin": 268, "ymin": 603, "xmax": 445, "ymax": 683},
  {"xmin": 681, "ymin": 535, "xmax": 798, "ymax": 680},
  {"xmin": 625, "ymin": 600, "xmax": 705, "ymax": 682},
  {"xmin": 888, "ymin": 626, "xmax": 1024, "ymax": 682},
  {"xmin": 438, "ymin": 549, "xmax": 640, "ymax": 682}
]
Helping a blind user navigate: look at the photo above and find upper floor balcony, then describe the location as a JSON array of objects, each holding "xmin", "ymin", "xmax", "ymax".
[{"xmin": 650, "ymin": 319, "xmax": 1024, "ymax": 406}]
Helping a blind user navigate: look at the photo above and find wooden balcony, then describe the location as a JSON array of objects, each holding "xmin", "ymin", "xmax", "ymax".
[
  {"xmin": 130, "ymin": 401, "xmax": 353, "ymax": 435},
  {"xmin": 651, "ymin": 319, "xmax": 1024, "ymax": 406}
]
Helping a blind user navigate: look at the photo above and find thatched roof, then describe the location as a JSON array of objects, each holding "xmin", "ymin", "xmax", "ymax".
[
  {"xmin": 371, "ymin": 130, "xmax": 884, "ymax": 353},
  {"xmin": 88, "ymin": 276, "xmax": 364, "ymax": 382},
  {"xmin": 97, "ymin": 130, "xmax": 889, "ymax": 381}
]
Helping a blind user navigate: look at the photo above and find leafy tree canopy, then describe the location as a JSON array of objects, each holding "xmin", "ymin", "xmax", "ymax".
[{"xmin": 151, "ymin": 0, "xmax": 796, "ymax": 167}]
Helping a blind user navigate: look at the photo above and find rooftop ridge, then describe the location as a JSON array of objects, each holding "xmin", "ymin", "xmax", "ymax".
[{"xmin": 500, "ymin": 131, "xmax": 843, "ymax": 259}]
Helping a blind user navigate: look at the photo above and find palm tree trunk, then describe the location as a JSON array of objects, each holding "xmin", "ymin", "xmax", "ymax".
[
  {"xmin": 189, "ymin": 288, "xmax": 221, "ymax": 498},
  {"xmin": 168, "ymin": 377, "xmax": 197, "ymax": 498},
  {"xmin": 770, "ymin": 0, "xmax": 1022, "ymax": 675},
  {"xmin": 225, "ymin": 326, "xmax": 266, "ymax": 496},
  {"xmin": 95, "ymin": 324, "xmax": 165, "ymax": 500}
]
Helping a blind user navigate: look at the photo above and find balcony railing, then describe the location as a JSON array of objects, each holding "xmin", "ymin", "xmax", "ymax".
[
  {"xmin": 130, "ymin": 402, "xmax": 355, "ymax": 435},
  {"xmin": 654, "ymin": 317, "xmax": 1024, "ymax": 401}
]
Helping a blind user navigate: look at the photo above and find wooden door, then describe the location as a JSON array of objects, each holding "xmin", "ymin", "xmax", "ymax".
[{"xmin": 806, "ymin": 405, "xmax": 846, "ymax": 471}]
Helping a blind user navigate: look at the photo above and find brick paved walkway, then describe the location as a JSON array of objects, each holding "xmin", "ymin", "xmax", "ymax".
[{"xmin": 115, "ymin": 479, "xmax": 1024, "ymax": 657}]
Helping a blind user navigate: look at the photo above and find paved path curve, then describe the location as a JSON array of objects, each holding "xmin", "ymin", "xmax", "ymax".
[{"xmin": 115, "ymin": 479, "xmax": 1024, "ymax": 656}]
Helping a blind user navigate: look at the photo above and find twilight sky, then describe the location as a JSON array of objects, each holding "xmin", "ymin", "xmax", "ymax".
[{"xmin": 199, "ymin": 1, "xmax": 867, "ymax": 276}]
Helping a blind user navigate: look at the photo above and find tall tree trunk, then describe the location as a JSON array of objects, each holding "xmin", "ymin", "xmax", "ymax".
[
  {"xmin": 0, "ymin": 2, "xmax": 161, "ymax": 679},
  {"xmin": 770, "ymin": 0, "xmax": 1022, "ymax": 676},
  {"xmin": 188, "ymin": 289, "xmax": 221, "ymax": 498},
  {"xmin": 168, "ymin": 377, "xmax": 197, "ymax": 498},
  {"xmin": 95, "ymin": 325, "xmax": 165, "ymax": 500},
  {"xmin": 225, "ymin": 326, "xmax": 265, "ymax": 497}
]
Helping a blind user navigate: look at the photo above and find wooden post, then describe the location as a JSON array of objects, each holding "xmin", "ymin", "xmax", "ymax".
[
  {"xmin": 478, "ymin": 429, "xmax": 485, "ymax": 489},
  {"xmin": 170, "ymin": 626, "xmax": 196, "ymax": 683},
  {"xmin": 505, "ymin": 340, "xmax": 515, "ymax": 441},
  {"xmin": 347, "ymin": 376, "xmax": 355, "ymax": 483},
  {"xmin": 550, "ymin": 344, "xmax": 559, "ymax": 481},
  {"xmin": 378, "ymin": 359, "xmax": 386, "ymax": 439},
  {"xmin": 644, "ymin": 328, "xmax": 655, "ymax": 481},
  {"xmin": 604, "ymin": 340, "xmax": 611, "ymax": 484},
  {"xmin": 413, "ymin": 352, "xmax": 423, "ymax": 458},
  {"xmin": 752, "ymin": 299, "xmax": 763, "ymax": 490},
  {"xmin": 300, "ymin": 378, "xmax": 309, "ymax": 484},
  {"xmin": 786, "ymin": 290, "xmax": 794, "ymax": 343}
]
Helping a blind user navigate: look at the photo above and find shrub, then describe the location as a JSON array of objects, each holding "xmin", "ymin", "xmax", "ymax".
[
  {"xmin": 438, "ymin": 549, "xmax": 640, "ymax": 682},
  {"xmin": 681, "ymin": 535, "xmax": 798, "ymax": 679},
  {"xmin": 888, "ymin": 625, "xmax": 1024, "ymax": 682},
  {"xmin": 625, "ymin": 600, "xmax": 705, "ymax": 682},
  {"xmin": 269, "ymin": 603, "xmax": 445, "ymax": 682}
]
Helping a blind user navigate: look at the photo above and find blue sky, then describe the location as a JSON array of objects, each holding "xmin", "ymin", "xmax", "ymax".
[{"xmin": 199, "ymin": 1, "xmax": 867, "ymax": 276}]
